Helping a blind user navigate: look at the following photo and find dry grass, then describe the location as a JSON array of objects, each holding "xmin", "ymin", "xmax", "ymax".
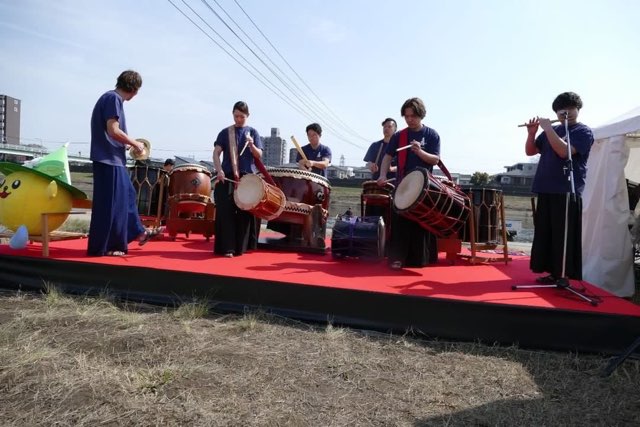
[{"xmin": 1, "ymin": 288, "xmax": 639, "ymax": 426}]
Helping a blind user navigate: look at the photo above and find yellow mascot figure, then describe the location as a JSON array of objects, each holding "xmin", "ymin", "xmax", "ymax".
[{"xmin": 0, "ymin": 144, "xmax": 87, "ymax": 238}]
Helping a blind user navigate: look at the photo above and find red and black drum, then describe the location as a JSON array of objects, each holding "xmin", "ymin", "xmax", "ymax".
[
  {"xmin": 393, "ymin": 168, "xmax": 470, "ymax": 238},
  {"xmin": 460, "ymin": 187, "xmax": 502, "ymax": 243},
  {"xmin": 168, "ymin": 164, "xmax": 212, "ymax": 214},
  {"xmin": 130, "ymin": 164, "xmax": 168, "ymax": 223},
  {"xmin": 264, "ymin": 167, "xmax": 331, "ymax": 210},
  {"xmin": 331, "ymin": 215, "xmax": 385, "ymax": 260}
]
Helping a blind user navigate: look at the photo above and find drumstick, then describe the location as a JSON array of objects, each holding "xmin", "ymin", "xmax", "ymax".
[
  {"xmin": 290, "ymin": 135, "xmax": 309, "ymax": 162},
  {"xmin": 239, "ymin": 131, "xmax": 251, "ymax": 156},
  {"xmin": 239, "ymin": 141, "xmax": 249, "ymax": 156},
  {"xmin": 223, "ymin": 176, "xmax": 239, "ymax": 184},
  {"xmin": 396, "ymin": 144, "xmax": 412, "ymax": 152}
]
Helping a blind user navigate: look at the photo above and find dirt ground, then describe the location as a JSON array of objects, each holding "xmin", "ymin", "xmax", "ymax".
[{"xmin": 1, "ymin": 289, "xmax": 638, "ymax": 426}]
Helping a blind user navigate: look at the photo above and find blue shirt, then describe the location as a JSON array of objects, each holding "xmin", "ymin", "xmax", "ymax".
[
  {"xmin": 90, "ymin": 90, "xmax": 127, "ymax": 166},
  {"xmin": 364, "ymin": 140, "xmax": 396, "ymax": 180},
  {"xmin": 296, "ymin": 143, "xmax": 332, "ymax": 177},
  {"xmin": 532, "ymin": 123, "xmax": 593, "ymax": 195},
  {"xmin": 386, "ymin": 126, "xmax": 440, "ymax": 182},
  {"xmin": 214, "ymin": 126, "xmax": 263, "ymax": 176}
]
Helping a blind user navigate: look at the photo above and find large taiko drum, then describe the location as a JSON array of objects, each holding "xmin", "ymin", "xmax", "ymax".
[
  {"xmin": 168, "ymin": 164, "xmax": 212, "ymax": 213},
  {"xmin": 460, "ymin": 187, "xmax": 501, "ymax": 243},
  {"xmin": 130, "ymin": 165, "xmax": 168, "ymax": 219},
  {"xmin": 393, "ymin": 168, "xmax": 470, "ymax": 237},
  {"xmin": 234, "ymin": 174, "xmax": 286, "ymax": 220},
  {"xmin": 262, "ymin": 168, "xmax": 331, "ymax": 211}
]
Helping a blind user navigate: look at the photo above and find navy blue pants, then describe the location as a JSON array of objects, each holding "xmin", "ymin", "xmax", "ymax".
[
  {"xmin": 87, "ymin": 162, "xmax": 145, "ymax": 256},
  {"xmin": 530, "ymin": 193, "xmax": 583, "ymax": 280}
]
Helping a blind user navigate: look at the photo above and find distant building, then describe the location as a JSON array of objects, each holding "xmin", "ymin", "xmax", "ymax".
[
  {"xmin": 262, "ymin": 127, "xmax": 286, "ymax": 166},
  {"xmin": 327, "ymin": 165, "xmax": 353, "ymax": 179},
  {"xmin": 493, "ymin": 162, "xmax": 537, "ymax": 187},
  {"xmin": 288, "ymin": 147, "xmax": 298, "ymax": 164},
  {"xmin": 0, "ymin": 95, "xmax": 21, "ymax": 145},
  {"xmin": 352, "ymin": 167, "xmax": 372, "ymax": 180}
]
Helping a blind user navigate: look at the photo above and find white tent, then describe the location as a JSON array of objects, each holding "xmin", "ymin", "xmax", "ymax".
[{"xmin": 582, "ymin": 107, "xmax": 640, "ymax": 297}]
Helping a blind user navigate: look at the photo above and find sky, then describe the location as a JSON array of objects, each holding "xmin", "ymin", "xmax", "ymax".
[{"xmin": 1, "ymin": 0, "xmax": 639, "ymax": 174}]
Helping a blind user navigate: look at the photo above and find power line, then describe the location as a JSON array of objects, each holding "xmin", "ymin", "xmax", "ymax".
[
  {"xmin": 168, "ymin": 0, "xmax": 367, "ymax": 149},
  {"xmin": 195, "ymin": 0, "xmax": 366, "ymax": 148},
  {"xmin": 211, "ymin": 0, "xmax": 368, "ymax": 144},
  {"xmin": 232, "ymin": 0, "xmax": 369, "ymax": 143},
  {"xmin": 167, "ymin": 0, "xmax": 313, "ymax": 121}
]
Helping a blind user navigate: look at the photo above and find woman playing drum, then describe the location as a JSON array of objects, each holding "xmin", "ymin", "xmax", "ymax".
[
  {"xmin": 212, "ymin": 101, "xmax": 263, "ymax": 257},
  {"xmin": 377, "ymin": 97, "xmax": 441, "ymax": 270}
]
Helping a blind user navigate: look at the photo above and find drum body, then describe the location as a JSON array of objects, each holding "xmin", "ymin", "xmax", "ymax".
[
  {"xmin": 264, "ymin": 168, "xmax": 331, "ymax": 212},
  {"xmin": 331, "ymin": 216, "xmax": 385, "ymax": 260},
  {"xmin": 234, "ymin": 174, "xmax": 286, "ymax": 220},
  {"xmin": 130, "ymin": 165, "xmax": 168, "ymax": 219},
  {"xmin": 168, "ymin": 164, "xmax": 212, "ymax": 213},
  {"xmin": 361, "ymin": 180, "xmax": 393, "ymax": 234},
  {"xmin": 460, "ymin": 187, "xmax": 501, "ymax": 243},
  {"xmin": 393, "ymin": 168, "xmax": 470, "ymax": 237}
]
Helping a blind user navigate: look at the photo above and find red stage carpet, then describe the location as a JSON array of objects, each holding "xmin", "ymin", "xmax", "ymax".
[
  {"xmin": 2, "ymin": 236, "xmax": 637, "ymax": 315},
  {"xmin": 1, "ymin": 235, "xmax": 639, "ymax": 354}
]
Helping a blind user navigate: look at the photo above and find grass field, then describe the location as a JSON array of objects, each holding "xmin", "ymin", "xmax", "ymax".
[
  {"xmin": 1, "ymin": 175, "xmax": 638, "ymax": 424},
  {"xmin": 0, "ymin": 289, "xmax": 638, "ymax": 426}
]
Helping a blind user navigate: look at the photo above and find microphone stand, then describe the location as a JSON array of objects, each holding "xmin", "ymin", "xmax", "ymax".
[{"xmin": 513, "ymin": 112, "xmax": 600, "ymax": 306}]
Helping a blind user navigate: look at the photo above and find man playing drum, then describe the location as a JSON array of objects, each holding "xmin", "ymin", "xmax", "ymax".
[
  {"xmin": 212, "ymin": 101, "xmax": 263, "ymax": 258},
  {"xmin": 296, "ymin": 123, "xmax": 332, "ymax": 178},
  {"xmin": 377, "ymin": 97, "xmax": 441, "ymax": 270},
  {"xmin": 363, "ymin": 118, "xmax": 398, "ymax": 181}
]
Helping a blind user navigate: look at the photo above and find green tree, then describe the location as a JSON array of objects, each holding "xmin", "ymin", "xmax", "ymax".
[{"xmin": 470, "ymin": 171, "xmax": 490, "ymax": 186}]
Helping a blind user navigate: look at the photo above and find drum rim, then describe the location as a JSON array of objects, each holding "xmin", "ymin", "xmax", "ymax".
[
  {"xmin": 393, "ymin": 169, "xmax": 427, "ymax": 211},
  {"xmin": 170, "ymin": 164, "xmax": 212, "ymax": 176},
  {"xmin": 264, "ymin": 167, "xmax": 331, "ymax": 188}
]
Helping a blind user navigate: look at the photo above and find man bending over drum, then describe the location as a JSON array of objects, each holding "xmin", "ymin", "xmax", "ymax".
[
  {"xmin": 377, "ymin": 97, "xmax": 441, "ymax": 270},
  {"xmin": 364, "ymin": 117, "xmax": 398, "ymax": 180},
  {"xmin": 297, "ymin": 123, "xmax": 332, "ymax": 177},
  {"xmin": 212, "ymin": 101, "xmax": 263, "ymax": 258}
]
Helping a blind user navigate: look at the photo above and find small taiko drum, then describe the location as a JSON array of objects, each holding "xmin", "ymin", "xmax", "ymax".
[
  {"xmin": 234, "ymin": 174, "xmax": 286, "ymax": 220},
  {"xmin": 168, "ymin": 164, "xmax": 212, "ymax": 213},
  {"xmin": 361, "ymin": 180, "xmax": 394, "ymax": 215},
  {"xmin": 331, "ymin": 215, "xmax": 385, "ymax": 260},
  {"xmin": 393, "ymin": 168, "xmax": 470, "ymax": 237}
]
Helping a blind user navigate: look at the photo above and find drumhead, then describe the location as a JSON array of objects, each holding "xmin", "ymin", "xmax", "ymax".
[
  {"xmin": 170, "ymin": 164, "xmax": 211, "ymax": 176},
  {"xmin": 234, "ymin": 174, "xmax": 264, "ymax": 210},
  {"xmin": 394, "ymin": 170, "xmax": 425, "ymax": 210},
  {"xmin": 265, "ymin": 167, "xmax": 331, "ymax": 188}
]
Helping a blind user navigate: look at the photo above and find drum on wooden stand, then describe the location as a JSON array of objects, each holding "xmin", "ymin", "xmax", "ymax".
[
  {"xmin": 166, "ymin": 164, "xmax": 215, "ymax": 240},
  {"xmin": 393, "ymin": 167, "xmax": 470, "ymax": 237},
  {"xmin": 234, "ymin": 174, "xmax": 286, "ymax": 221},
  {"xmin": 168, "ymin": 164, "xmax": 212, "ymax": 214},
  {"xmin": 130, "ymin": 164, "xmax": 168, "ymax": 227},
  {"xmin": 259, "ymin": 167, "xmax": 332, "ymax": 251}
]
